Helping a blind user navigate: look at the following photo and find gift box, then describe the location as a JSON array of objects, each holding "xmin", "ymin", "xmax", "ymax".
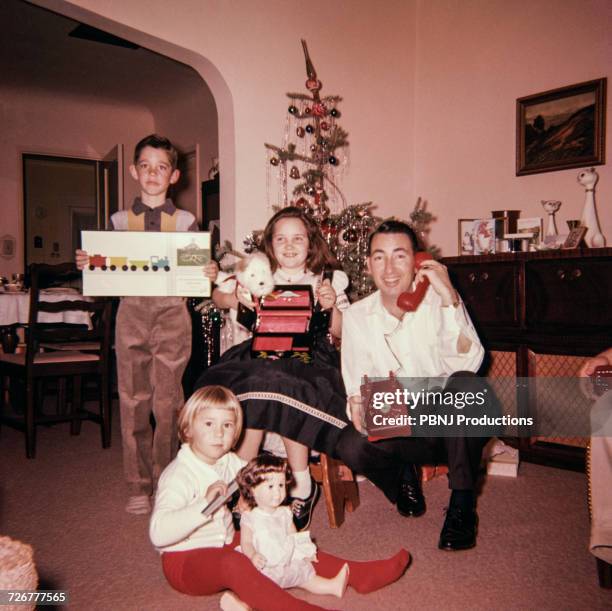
[
  {"xmin": 483, "ymin": 438, "xmax": 520, "ymax": 477},
  {"xmin": 487, "ymin": 451, "xmax": 519, "ymax": 477},
  {"xmin": 249, "ymin": 285, "xmax": 315, "ymax": 358}
]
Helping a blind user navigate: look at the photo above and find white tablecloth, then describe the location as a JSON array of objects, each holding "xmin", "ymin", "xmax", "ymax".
[{"xmin": 0, "ymin": 288, "xmax": 91, "ymax": 326}]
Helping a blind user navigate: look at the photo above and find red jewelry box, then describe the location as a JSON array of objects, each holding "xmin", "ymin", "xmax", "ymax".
[{"xmin": 249, "ymin": 285, "xmax": 315, "ymax": 358}]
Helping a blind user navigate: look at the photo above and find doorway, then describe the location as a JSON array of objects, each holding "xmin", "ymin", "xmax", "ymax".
[{"xmin": 22, "ymin": 153, "xmax": 122, "ymax": 266}]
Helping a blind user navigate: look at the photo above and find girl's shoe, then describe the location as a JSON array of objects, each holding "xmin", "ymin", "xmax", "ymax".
[{"xmin": 291, "ymin": 479, "xmax": 320, "ymax": 531}]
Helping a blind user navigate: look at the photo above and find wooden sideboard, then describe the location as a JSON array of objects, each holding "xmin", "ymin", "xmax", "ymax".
[{"xmin": 442, "ymin": 247, "xmax": 612, "ymax": 470}]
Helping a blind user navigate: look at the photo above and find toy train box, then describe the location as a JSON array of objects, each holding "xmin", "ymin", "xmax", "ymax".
[{"xmin": 243, "ymin": 285, "xmax": 315, "ymax": 359}]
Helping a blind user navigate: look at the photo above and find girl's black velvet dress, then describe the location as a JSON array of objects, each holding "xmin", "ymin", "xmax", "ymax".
[{"xmin": 194, "ymin": 332, "xmax": 350, "ymax": 455}]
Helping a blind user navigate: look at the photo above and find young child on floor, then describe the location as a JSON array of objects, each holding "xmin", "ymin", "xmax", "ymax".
[
  {"xmin": 150, "ymin": 385, "xmax": 410, "ymax": 611},
  {"xmin": 237, "ymin": 454, "xmax": 349, "ymax": 596},
  {"xmin": 76, "ymin": 134, "xmax": 218, "ymax": 515},
  {"xmin": 200, "ymin": 206, "xmax": 351, "ymax": 530}
]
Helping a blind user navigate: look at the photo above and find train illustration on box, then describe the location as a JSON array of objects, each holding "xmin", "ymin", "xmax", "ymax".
[{"xmin": 88, "ymin": 254, "xmax": 171, "ymax": 272}]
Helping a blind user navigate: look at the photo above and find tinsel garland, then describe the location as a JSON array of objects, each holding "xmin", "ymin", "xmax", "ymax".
[{"xmin": 191, "ymin": 299, "xmax": 224, "ymax": 366}]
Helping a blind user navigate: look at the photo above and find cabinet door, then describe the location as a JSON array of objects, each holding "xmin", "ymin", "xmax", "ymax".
[
  {"xmin": 526, "ymin": 258, "xmax": 612, "ymax": 329},
  {"xmin": 448, "ymin": 262, "xmax": 520, "ymax": 327}
]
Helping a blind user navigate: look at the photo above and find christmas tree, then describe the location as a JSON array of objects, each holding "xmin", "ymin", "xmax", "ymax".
[
  {"xmin": 264, "ymin": 40, "xmax": 383, "ymax": 299},
  {"xmin": 222, "ymin": 40, "xmax": 439, "ymax": 299}
]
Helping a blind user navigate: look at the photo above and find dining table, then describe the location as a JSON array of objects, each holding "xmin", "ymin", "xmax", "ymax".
[{"xmin": 0, "ymin": 287, "xmax": 92, "ymax": 327}]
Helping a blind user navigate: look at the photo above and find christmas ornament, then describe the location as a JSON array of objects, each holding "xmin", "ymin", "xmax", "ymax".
[
  {"xmin": 330, "ymin": 108, "xmax": 339, "ymax": 118},
  {"xmin": 320, "ymin": 220, "xmax": 337, "ymax": 239},
  {"xmin": 342, "ymin": 228, "xmax": 358, "ymax": 242},
  {"xmin": 295, "ymin": 197, "xmax": 310, "ymax": 211},
  {"xmin": 288, "ymin": 105, "xmax": 298, "ymax": 115},
  {"xmin": 305, "ymin": 124, "xmax": 314, "ymax": 134},
  {"xmin": 289, "ymin": 166, "xmax": 300, "ymax": 179},
  {"xmin": 296, "ymin": 127, "xmax": 305, "ymax": 138},
  {"xmin": 312, "ymin": 102, "xmax": 327, "ymax": 117},
  {"xmin": 310, "ymin": 144, "xmax": 317, "ymax": 152},
  {"xmin": 328, "ymin": 155, "xmax": 338, "ymax": 165},
  {"xmin": 320, "ymin": 121, "xmax": 329, "ymax": 131},
  {"xmin": 270, "ymin": 157, "xmax": 279, "ymax": 166},
  {"xmin": 304, "ymin": 107, "xmax": 311, "ymax": 115},
  {"xmin": 306, "ymin": 78, "xmax": 322, "ymax": 91}
]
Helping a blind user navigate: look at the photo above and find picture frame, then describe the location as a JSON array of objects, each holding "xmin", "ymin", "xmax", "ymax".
[
  {"xmin": 517, "ymin": 217, "xmax": 543, "ymax": 244},
  {"xmin": 0, "ymin": 234, "xmax": 16, "ymax": 259},
  {"xmin": 471, "ymin": 219, "xmax": 496, "ymax": 255},
  {"xmin": 458, "ymin": 219, "xmax": 476, "ymax": 255},
  {"xmin": 543, "ymin": 234, "xmax": 568, "ymax": 249},
  {"xmin": 562, "ymin": 226, "xmax": 587, "ymax": 249},
  {"xmin": 516, "ymin": 78, "xmax": 606, "ymax": 176}
]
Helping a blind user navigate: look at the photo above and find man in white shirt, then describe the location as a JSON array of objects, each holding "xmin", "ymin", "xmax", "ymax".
[{"xmin": 339, "ymin": 219, "xmax": 488, "ymax": 551}]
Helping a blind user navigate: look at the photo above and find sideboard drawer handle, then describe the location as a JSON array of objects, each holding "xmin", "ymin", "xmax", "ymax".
[
  {"xmin": 468, "ymin": 272, "xmax": 476, "ymax": 283},
  {"xmin": 481, "ymin": 272, "xmax": 489, "ymax": 281},
  {"xmin": 557, "ymin": 269, "xmax": 566, "ymax": 280},
  {"xmin": 572, "ymin": 268, "xmax": 582, "ymax": 279}
]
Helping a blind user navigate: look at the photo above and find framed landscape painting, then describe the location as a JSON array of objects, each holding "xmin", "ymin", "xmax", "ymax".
[{"xmin": 516, "ymin": 78, "xmax": 606, "ymax": 176}]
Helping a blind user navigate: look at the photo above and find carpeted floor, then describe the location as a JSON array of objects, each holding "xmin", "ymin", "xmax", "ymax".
[{"xmin": 0, "ymin": 403, "xmax": 609, "ymax": 610}]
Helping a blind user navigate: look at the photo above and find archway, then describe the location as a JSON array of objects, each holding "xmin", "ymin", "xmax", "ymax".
[{"xmin": 32, "ymin": 0, "xmax": 236, "ymax": 242}]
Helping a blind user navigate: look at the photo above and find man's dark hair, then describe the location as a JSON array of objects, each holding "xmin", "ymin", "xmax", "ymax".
[
  {"xmin": 133, "ymin": 134, "xmax": 178, "ymax": 169},
  {"xmin": 367, "ymin": 219, "xmax": 420, "ymax": 255}
]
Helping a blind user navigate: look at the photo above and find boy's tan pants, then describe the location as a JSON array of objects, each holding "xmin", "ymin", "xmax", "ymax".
[{"xmin": 116, "ymin": 297, "xmax": 191, "ymax": 496}]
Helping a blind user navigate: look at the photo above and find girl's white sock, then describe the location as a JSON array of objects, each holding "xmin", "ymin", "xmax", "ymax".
[{"xmin": 291, "ymin": 468, "xmax": 312, "ymax": 500}]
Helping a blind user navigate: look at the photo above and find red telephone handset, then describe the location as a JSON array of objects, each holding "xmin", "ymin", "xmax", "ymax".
[{"xmin": 396, "ymin": 251, "xmax": 432, "ymax": 312}]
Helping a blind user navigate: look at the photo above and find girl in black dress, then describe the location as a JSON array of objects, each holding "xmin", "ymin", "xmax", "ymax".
[{"xmin": 196, "ymin": 207, "xmax": 351, "ymax": 528}]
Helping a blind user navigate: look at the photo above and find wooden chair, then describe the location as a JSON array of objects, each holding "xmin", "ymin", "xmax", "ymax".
[
  {"xmin": 0, "ymin": 263, "xmax": 112, "ymax": 458},
  {"xmin": 309, "ymin": 453, "xmax": 360, "ymax": 528},
  {"xmin": 587, "ymin": 441, "xmax": 612, "ymax": 588}
]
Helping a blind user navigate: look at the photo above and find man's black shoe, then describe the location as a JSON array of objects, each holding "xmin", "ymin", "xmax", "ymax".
[
  {"xmin": 397, "ymin": 467, "xmax": 426, "ymax": 517},
  {"xmin": 291, "ymin": 480, "xmax": 320, "ymax": 531},
  {"xmin": 438, "ymin": 504, "xmax": 478, "ymax": 551}
]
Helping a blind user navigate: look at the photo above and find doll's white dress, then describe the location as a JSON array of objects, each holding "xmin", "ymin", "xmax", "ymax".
[{"xmin": 240, "ymin": 506, "xmax": 317, "ymax": 588}]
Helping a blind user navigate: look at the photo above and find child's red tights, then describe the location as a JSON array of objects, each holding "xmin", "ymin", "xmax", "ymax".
[{"xmin": 161, "ymin": 537, "xmax": 409, "ymax": 610}]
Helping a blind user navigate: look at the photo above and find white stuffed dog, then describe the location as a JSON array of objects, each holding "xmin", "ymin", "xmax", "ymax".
[{"xmin": 235, "ymin": 252, "xmax": 275, "ymax": 299}]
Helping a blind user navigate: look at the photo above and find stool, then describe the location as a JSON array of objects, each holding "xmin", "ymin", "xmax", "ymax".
[{"xmin": 310, "ymin": 454, "xmax": 359, "ymax": 528}]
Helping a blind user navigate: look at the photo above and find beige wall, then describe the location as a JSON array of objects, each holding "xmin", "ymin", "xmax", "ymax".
[
  {"xmin": 28, "ymin": 0, "xmax": 612, "ymax": 258},
  {"xmin": 414, "ymin": 0, "xmax": 611, "ymax": 254}
]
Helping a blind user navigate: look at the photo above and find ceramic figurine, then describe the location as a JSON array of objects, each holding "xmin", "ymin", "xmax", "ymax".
[
  {"xmin": 541, "ymin": 200, "xmax": 562, "ymax": 237},
  {"xmin": 578, "ymin": 168, "xmax": 606, "ymax": 247}
]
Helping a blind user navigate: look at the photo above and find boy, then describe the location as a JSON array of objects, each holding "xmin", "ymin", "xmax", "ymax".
[{"xmin": 77, "ymin": 134, "xmax": 217, "ymax": 514}]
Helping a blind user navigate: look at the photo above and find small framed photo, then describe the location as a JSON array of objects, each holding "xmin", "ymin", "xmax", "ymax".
[
  {"xmin": 0, "ymin": 234, "xmax": 16, "ymax": 260},
  {"xmin": 562, "ymin": 226, "xmax": 587, "ymax": 249},
  {"xmin": 458, "ymin": 219, "xmax": 476, "ymax": 255},
  {"xmin": 516, "ymin": 78, "xmax": 607, "ymax": 175},
  {"xmin": 472, "ymin": 219, "xmax": 496, "ymax": 255},
  {"xmin": 543, "ymin": 234, "xmax": 568, "ymax": 249},
  {"xmin": 517, "ymin": 217, "xmax": 543, "ymax": 244}
]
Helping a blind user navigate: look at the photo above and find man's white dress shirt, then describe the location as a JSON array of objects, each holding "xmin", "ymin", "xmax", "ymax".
[{"xmin": 341, "ymin": 286, "xmax": 484, "ymax": 400}]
